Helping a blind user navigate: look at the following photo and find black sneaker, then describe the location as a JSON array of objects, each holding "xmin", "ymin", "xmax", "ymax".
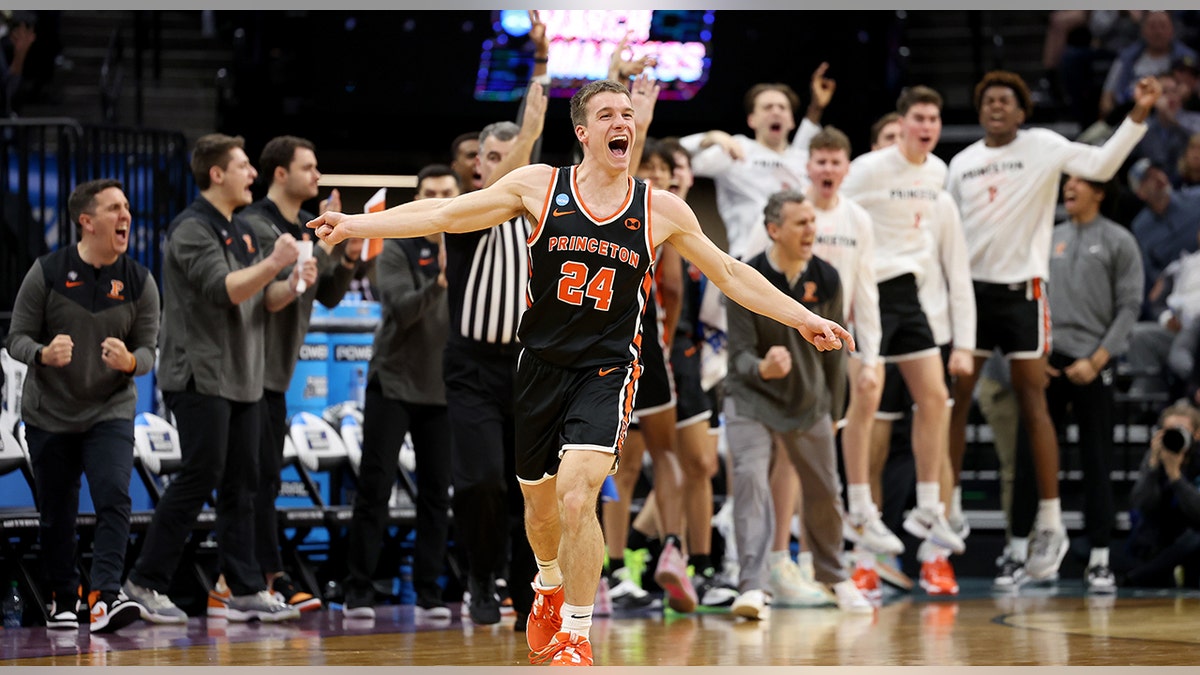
[
  {"xmin": 693, "ymin": 568, "xmax": 738, "ymax": 608},
  {"xmin": 46, "ymin": 593, "xmax": 80, "ymax": 630},
  {"xmin": 993, "ymin": 555, "xmax": 1027, "ymax": 592},
  {"xmin": 89, "ymin": 590, "xmax": 143, "ymax": 634},
  {"xmin": 1085, "ymin": 565, "xmax": 1117, "ymax": 594},
  {"xmin": 466, "ymin": 576, "xmax": 500, "ymax": 625},
  {"xmin": 343, "ymin": 584, "xmax": 375, "ymax": 619},
  {"xmin": 415, "ymin": 597, "xmax": 451, "ymax": 621},
  {"xmin": 271, "ymin": 573, "xmax": 322, "ymax": 612}
]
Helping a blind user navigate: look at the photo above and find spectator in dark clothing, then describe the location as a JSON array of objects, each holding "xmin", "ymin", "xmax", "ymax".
[{"xmin": 1125, "ymin": 400, "xmax": 1200, "ymax": 588}]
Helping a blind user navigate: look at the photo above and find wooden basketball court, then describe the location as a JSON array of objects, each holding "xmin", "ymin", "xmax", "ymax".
[{"xmin": 3, "ymin": 580, "xmax": 1198, "ymax": 666}]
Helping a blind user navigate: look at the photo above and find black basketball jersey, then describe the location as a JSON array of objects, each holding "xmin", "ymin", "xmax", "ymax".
[{"xmin": 519, "ymin": 166, "xmax": 656, "ymax": 369}]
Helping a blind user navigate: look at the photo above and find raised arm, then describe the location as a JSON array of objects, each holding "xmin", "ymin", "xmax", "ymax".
[
  {"xmin": 1062, "ymin": 77, "xmax": 1159, "ymax": 180},
  {"xmin": 607, "ymin": 29, "xmax": 658, "ymax": 86},
  {"xmin": 485, "ymin": 80, "xmax": 548, "ymax": 187},
  {"xmin": 805, "ymin": 61, "xmax": 835, "ymax": 124},
  {"xmin": 309, "ymin": 164, "xmax": 553, "ymax": 245},
  {"xmin": 626, "ymin": 74, "xmax": 662, "ymax": 177},
  {"xmin": 487, "ymin": 14, "xmax": 551, "ymax": 187},
  {"xmin": 654, "ymin": 191, "xmax": 853, "ymax": 352}
]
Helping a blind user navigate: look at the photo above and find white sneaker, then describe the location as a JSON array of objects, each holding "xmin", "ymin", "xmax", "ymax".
[
  {"xmin": 731, "ymin": 589, "xmax": 769, "ymax": 621},
  {"xmin": 226, "ymin": 590, "xmax": 301, "ymax": 623},
  {"xmin": 121, "ymin": 580, "xmax": 187, "ymax": 625},
  {"xmin": 768, "ymin": 556, "xmax": 835, "ymax": 608},
  {"xmin": 903, "ymin": 505, "xmax": 966, "ymax": 554},
  {"xmin": 948, "ymin": 512, "xmax": 971, "ymax": 541},
  {"xmin": 830, "ymin": 579, "xmax": 874, "ymax": 614},
  {"xmin": 843, "ymin": 512, "xmax": 905, "ymax": 555},
  {"xmin": 1025, "ymin": 526, "xmax": 1068, "ymax": 581}
]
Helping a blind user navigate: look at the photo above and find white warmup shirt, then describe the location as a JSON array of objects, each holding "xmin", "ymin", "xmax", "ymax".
[
  {"xmin": 841, "ymin": 144, "xmax": 948, "ymax": 286},
  {"xmin": 682, "ymin": 119, "xmax": 820, "ymax": 261},
  {"xmin": 812, "ymin": 196, "xmax": 882, "ymax": 365},
  {"xmin": 915, "ymin": 192, "xmax": 977, "ymax": 352},
  {"xmin": 945, "ymin": 117, "xmax": 1146, "ymax": 284}
]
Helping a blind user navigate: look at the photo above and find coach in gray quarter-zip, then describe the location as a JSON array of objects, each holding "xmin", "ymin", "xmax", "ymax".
[{"xmin": 6, "ymin": 178, "xmax": 158, "ymax": 633}]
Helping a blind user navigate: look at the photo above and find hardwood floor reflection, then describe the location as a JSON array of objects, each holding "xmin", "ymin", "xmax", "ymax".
[{"xmin": 5, "ymin": 585, "xmax": 1199, "ymax": 666}]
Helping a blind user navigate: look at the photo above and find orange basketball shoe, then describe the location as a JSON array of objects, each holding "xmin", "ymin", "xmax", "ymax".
[
  {"xmin": 919, "ymin": 556, "xmax": 960, "ymax": 596},
  {"xmin": 530, "ymin": 630, "xmax": 593, "ymax": 666},
  {"xmin": 526, "ymin": 574, "xmax": 565, "ymax": 652},
  {"xmin": 852, "ymin": 564, "xmax": 883, "ymax": 604}
]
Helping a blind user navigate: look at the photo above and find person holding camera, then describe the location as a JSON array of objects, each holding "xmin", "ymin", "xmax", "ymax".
[{"xmin": 1126, "ymin": 400, "xmax": 1200, "ymax": 588}]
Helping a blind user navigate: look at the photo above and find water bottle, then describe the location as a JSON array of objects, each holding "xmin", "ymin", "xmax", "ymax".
[
  {"xmin": 2, "ymin": 581, "xmax": 22, "ymax": 628},
  {"xmin": 353, "ymin": 367, "xmax": 366, "ymax": 410}
]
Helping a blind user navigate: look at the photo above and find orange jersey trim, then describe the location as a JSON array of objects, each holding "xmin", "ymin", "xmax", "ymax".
[
  {"xmin": 528, "ymin": 167, "xmax": 559, "ymax": 245},
  {"xmin": 572, "ymin": 170, "xmax": 635, "ymax": 224}
]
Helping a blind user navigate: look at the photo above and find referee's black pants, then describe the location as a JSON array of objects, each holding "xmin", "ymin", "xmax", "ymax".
[{"xmin": 444, "ymin": 339, "xmax": 535, "ymax": 615}]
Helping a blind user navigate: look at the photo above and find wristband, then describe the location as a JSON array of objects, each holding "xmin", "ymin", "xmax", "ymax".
[
  {"xmin": 125, "ymin": 355, "xmax": 137, "ymax": 375},
  {"xmin": 533, "ymin": 56, "xmax": 548, "ymax": 64},
  {"xmin": 35, "ymin": 347, "xmax": 43, "ymax": 366}
]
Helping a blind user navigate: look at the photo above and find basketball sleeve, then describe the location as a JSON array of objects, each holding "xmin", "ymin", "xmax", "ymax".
[{"xmin": 1059, "ymin": 119, "xmax": 1147, "ymax": 181}]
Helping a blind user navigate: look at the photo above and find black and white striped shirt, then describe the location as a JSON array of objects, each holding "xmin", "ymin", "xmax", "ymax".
[{"xmin": 444, "ymin": 216, "xmax": 531, "ymax": 344}]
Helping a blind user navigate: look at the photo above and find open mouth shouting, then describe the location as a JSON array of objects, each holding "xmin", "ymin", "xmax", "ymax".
[
  {"xmin": 609, "ymin": 134, "xmax": 630, "ymax": 159},
  {"xmin": 114, "ymin": 222, "xmax": 130, "ymax": 249}
]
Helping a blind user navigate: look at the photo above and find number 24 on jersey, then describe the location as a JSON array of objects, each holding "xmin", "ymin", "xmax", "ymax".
[{"xmin": 557, "ymin": 261, "xmax": 615, "ymax": 311}]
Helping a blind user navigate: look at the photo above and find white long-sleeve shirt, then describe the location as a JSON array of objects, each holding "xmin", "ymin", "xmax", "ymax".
[
  {"xmin": 681, "ymin": 119, "xmax": 820, "ymax": 261},
  {"xmin": 812, "ymin": 196, "xmax": 881, "ymax": 365},
  {"xmin": 841, "ymin": 145, "xmax": 949, "ymax": 285},
  {"xmin": 916, "ymin": 193, "xmax": 977, "ymax": 351},
  {"xmin": 945, "ymin": 117, "xmax": 1147, "ymax": 284}
]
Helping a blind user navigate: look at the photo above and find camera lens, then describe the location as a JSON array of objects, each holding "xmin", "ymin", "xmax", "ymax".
[{"xmin": 1163, "ymin": 427, "xmax": 1190, "ymax": 453}]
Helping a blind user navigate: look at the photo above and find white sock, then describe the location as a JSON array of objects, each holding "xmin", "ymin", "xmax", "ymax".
[
  {"xmin": 950, "ymin": 486, "xmax": 964, "ymax": 520},
  {"xmin": 768, "ymin": 549, "xmax": 791, "ymax": 567},
  {"xmin": 797, "ymin": 550, "xmax": 813, "ymax": 570},
  {"xmin": 536, "ymin": 557, "xmax": 562, "ymax": 588},
  {"xmin": 560, "ymin": 603, "xmax": 592, "ymax": 638},
  {"xmin": 1089, "ymin": 547, "xmax": 1109, "ymax": 568},
  {"xmin": 848, "ymin": 484, "xmax": 875, "ymax": 517},
  {"xmin": 1036, "ymin": 499, "xmax": 1062, "ymax": 530},
  {"xmin": 916, "ymin": 482, "xmax": 940, "ymax": 512},
  {"xmin": 1011, "ymin": 537, "xmax": 1030, "ymax": 563}
]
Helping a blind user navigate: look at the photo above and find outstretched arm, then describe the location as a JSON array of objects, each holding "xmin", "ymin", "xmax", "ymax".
[
  {"xmin": 309, "ymin": 164, "xmax": 553, "ymax": 245},
  {"xmin": 654, "ymin": 191, "xmax": 853, "ymax": 352}
]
